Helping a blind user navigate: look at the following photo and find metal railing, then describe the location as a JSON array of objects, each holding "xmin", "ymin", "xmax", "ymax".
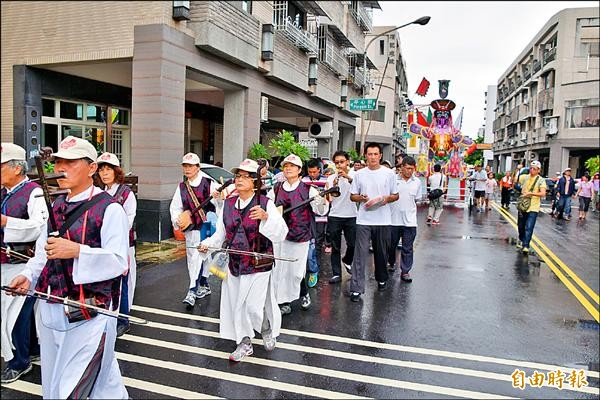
[
  {"xmin": 350, "ymin": 2, "xmax": 373, "ymax": 31},
  {"xmin": 543, "ymin": 47, "xmax": 557, "ymax": 64},
  {"xmin": 321, "ymin": 41, "xmax": 350, "ymax": 77},
  {"xmin": 274, "ymin": 16, "xmax": 318, "ymax": 54},
  {"xmin": 532, "ymin": 59, "xmax": 541, "ymax": 74},
  {"xmin": 348, "ymin": 66, "xmax": 365, "ymax": 88}
]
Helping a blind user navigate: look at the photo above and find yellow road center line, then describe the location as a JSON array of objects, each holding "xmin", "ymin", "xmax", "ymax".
[{"xmin": 492, "ymin": 203, "xmax": 599, "ymax": 323}]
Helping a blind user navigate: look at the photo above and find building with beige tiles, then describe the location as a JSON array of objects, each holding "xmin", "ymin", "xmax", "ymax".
[
  {"xmin": 1, "ymin": 0, "xmax": 382, "ymax": 241},
  {"xmin": 492, "ymin": 7, "xmax": 599, "ymax": 177}
]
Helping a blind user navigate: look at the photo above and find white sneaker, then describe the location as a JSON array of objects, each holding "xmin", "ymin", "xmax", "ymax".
[
  {"xmin": 515, "ymin": 240, "xmax": 523, "ymax": 250},
  {"xmin": 195, "ymin": 285, "xmax": 211, "ymax": 299},
  {"xmin": 343, "ymin": 262, "xmax": 352, "ymax": 275},
  {"xmin": 182, "ymin": 291, "xmax": 196, "ymax": 307},
  {"xmin": 262, "ymin": 330, "xmax": 277, "ymax": 351},
  {"xmin": 229, "ymin": 339, "xmax": 253, "ymax": 362}
]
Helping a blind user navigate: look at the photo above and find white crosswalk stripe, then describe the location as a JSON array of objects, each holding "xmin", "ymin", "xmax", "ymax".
[{"xmin": 3, "ymin": 303, "xmax": 598, "ymax": 399}]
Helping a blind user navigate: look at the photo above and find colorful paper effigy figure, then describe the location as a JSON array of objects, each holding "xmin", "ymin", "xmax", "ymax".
[{"xmin": 408, "ymin": 80, "xmax": 475, "ymax": 179}]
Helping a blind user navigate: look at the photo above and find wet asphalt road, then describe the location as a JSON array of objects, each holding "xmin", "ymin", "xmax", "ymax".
[{"xmin": 2, "ymin": 201, "xmax": 599, "ymax": 399}]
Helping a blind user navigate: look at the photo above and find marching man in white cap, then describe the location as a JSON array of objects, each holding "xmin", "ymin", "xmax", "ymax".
[
  {"xmin": 198, "ymin": 159, "xmax": 288, "ymax": 361},
  {"xmin": 1, "ymin": 143, "xmax": 47, "ymax": 383},
  {"xmin": 169, "ymin": 152, "xmax": 221, "ymax": 308},
  {"xmin": 7, "ymin": 136, "xmax": 130, "ymax": 398},
  {"xmin": 266, "ymin": 154, "xmax": 327, "ymax": 315},
  {"xmin": 96, "ymin": 152, "xmax": 137, "ymax": 337}
]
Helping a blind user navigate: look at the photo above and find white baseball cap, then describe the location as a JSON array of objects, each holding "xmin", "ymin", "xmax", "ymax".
[
  {"xmin": 530, "ymin": 160, "xmax": 542, "ymax": 169},
  {"xmin": 563, "ymin": 167, "xmax": 572, "ymax": 172},
  {"xmin": 52, "ymin": 136, "xmax": 98, "ymax": 161},
  {"xmin": 181, "ymin": 152, "xmax": 200, "ymax": 165},
  {"xmin": 281, "ymin": 154, "xmax": 302, "ymax": 168},
  {"xmin": 1, "ymin": 143, "xmax": 26, "ymax": 162},
  {"xmin": 231, "ymin": 159, "xmax": 258, "ymax": 174},
  {"xmin": 97, "ymin": 152, "xmax": 120, "ymax": 167}
]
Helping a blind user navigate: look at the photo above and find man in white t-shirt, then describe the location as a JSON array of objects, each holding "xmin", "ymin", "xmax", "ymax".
[
  {"xmin": 326, "ymin": 150, "xmax": 357, "ymax": 284},
  {"xmin": 470, "ymin": 164, "xmax": 487, "ymax": 212},
  {"xmin": 389, "ymin": 156, "xmax": 422, "ymax": 283},
  {"xmin": 349, "ymin": 143, "xmax": 399, "ymax": 302}
]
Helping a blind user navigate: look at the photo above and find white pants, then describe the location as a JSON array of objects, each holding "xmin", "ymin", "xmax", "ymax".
[
  {"xmin": 184, "ymin": 230, "xmax": 209, "ymax": 290},
  {"xmin": 1, "ymin": 262, "xmax": 28, "ymax": 362},
  {"xmin": 219, "ymin": 270, "xmax": 281, "ymax": 344},
  {"xmin": 37, "ymin": 301, "xmax": 128, "ymax": 399},
  {"xmin": 126, "ymin": 246, "xmax": 136, "ymax": 309},
  {"xmin": 272, "ymin": 240, "xmax": 309, "ymax": 304}
]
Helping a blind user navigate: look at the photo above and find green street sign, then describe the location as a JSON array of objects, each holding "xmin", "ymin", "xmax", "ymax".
[{"xmin": 349, "ymin": 98, "xmax": 377, "ymax": 111}]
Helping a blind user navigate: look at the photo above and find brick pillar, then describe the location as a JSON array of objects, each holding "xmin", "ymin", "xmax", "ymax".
[{"xmin": 131, "ymin": 25, "xmax": 186, "ymax": 242}]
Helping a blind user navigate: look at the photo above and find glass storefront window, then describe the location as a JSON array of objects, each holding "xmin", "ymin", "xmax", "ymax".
[
  {"xmin": 60, "ymin": 101, "xmax": 83, "ymax": 120},
  {"xmin": 87, "ymin": 105, "xmax": 106, "ymax": 123},
  {"xmin": 61, "ymin": 124, "xmax": 83, "ymax": 139},
  {"xmin": 42, "ymin": 123, "xmax": 58, "ymax": 152},
  {"xmin": 42, "ymin": 98, "xmax": 55, "ymax": 117},
  {"xmin": 111, "ymin": 108, "xmax": 129, "ymax": 126}
]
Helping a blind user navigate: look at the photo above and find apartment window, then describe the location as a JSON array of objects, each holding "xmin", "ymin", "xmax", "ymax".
[
  {"xmin": 367, "ymin": 103, "xmax": 386, "ymax": 122},
  {"xmin": 543, "ymin": 72, "xmax": 554, "ymax": 90},
  {"xmin": 576, "ymin": 18, "xmax": 600, "ymax": 57},
  {"xmin": 287, "ymin": 1, "xmax": 305, "ymax": 29},
  {"xmin": 379, "ymin": 39, "xmax": 385, "ymax": 55},
  {"xmin": 565, "ymin": 98, "xmax": 600, "ymax": 128}
]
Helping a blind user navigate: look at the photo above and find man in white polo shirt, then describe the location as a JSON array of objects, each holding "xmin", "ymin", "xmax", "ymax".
[
  {"xmin": 390, "ymin": 156, "xmax": 422, "ymax": 283},
  {"xmin": 349, "ymin": 143, "xmax": 399, "ymax": 302}
]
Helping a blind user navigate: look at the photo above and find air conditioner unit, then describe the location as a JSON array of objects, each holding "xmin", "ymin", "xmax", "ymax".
[{"xmin": 308, "ymin": 121, "xmax": 333, "ymax": 139}]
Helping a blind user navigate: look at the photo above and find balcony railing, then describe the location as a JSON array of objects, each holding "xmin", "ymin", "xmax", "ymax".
[
  {"xmin": 350, "ymin": 2, "xmax": 373, "ymax": 31},
  {"xmin": 510, "ymin": 106, "xmax": 519, "ymax": 122},
  {"xmin": 516, "ymin": 76, "xmax": 523, "ymax": 87},
  {"xmin": 274, "ymin": 16, "xmax": 318, "ymax": 54},
  {"xmin": 537, "ymin": 88, "xmax": 554, "ymax": 112},
  {"xmin": 523, "ymin": 68, "xmax": 531, "ymax": 80},
  {"xmin": 348, "ymin": 66, "xmax": 366, "ymax": 89},
  {"xmin": 532, "ymin": 59, "xmax": 541, "ymax": 73},
  {"xmin": 543, "ymin": 47, "xmax": 556, "ymax": 64},
  {"xmin": 320, "ymin": 41, "xmax": 350, "ymax": 77}
]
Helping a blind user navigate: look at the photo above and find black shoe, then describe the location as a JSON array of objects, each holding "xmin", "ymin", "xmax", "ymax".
[
  {"xmin": 1, "ymin": 364, "xmax": 33, "ymax": 384},
  {"xmin": 400, "ymin": 274, "xmax": 413, "ymax": 283},
  {"xmin": 329, "ymin": 275, "xmax": 341, "ymax": 284},
  {"xmin": 387, "ymin": 263, "xmax": 396, "ymax": 272},
  {"xmin": 350, "ymin": 292, "xmax": 361, "ymax": 302},
  {"xmin": 377, "ymin": 281, "xmax": 387, "ymax": 291},
  {"xmin": 116, "ymin": 322, "xmax": 131, "ymax": 337}
]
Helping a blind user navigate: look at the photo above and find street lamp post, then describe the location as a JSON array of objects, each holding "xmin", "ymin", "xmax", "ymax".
[{"xmin": 359, "ymin": 16, "xmax": 431, "ymax": 155}]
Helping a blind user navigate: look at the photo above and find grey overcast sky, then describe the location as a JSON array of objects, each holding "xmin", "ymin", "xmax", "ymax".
[{"xmin": 372, "ymin": 1, "xmax": 598, "ymax": 140}]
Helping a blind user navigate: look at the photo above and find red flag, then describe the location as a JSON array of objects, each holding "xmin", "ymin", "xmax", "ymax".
[
  {"xmin": 417, "ymin": 110, "xmax": 428, "ymax": 126},
  {"xmin": 416, "ymin": 78, "xmax": 430, "ymax": 97}
]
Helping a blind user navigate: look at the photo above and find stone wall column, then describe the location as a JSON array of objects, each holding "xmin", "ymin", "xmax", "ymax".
[
  {"xmin": 131, "ymin": 25, "xmax": 187, "ymax": 242},
  {"xmin": 223, "ymin": 88, "xmax": 260, "ymax": 170}
]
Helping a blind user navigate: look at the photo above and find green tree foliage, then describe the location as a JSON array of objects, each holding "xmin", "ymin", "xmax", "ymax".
[
  {"xmin": 463, "ymin": 136, "xmax": 484, "ymax": 166},
  {"xmin": 268, "ymin": 130, "xmax": 310, "ymax": 165},
  {"xmin": 247, "ymin": 143, "xmax": 271, "ymax": 161},
  {"xmin": 347, "ymin": 148, "xmax": 360, "ymax": 162},
  {"xmin": 584, "ymin": 155, "xmax": 600, "ymax": 174}
]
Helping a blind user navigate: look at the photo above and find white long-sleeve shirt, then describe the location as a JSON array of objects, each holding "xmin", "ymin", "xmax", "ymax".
[
  {"xmin": 22, "ymin": 185, "xmax": 129, "ymax": 288},
  {"xmin": 201, "ymin": 194, "xmax": 288, "ymax": 256},
  {"xmin": 169, "ymin": 174, "xmax": 220, "ymax": 230},
  {"xmin": 104, "ymin": 183, "xmax": 136, "ymax": 230},
  {"xmin": 2, "ymin": 178, "xmax": 48, "ymax": 244},
  {"xmin": 266, "ymin": 180, "xmax": 328, "ymax": 216}
]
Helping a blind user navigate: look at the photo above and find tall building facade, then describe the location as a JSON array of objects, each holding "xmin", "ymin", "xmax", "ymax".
[
  {"xmin": 492, "ymin": 7, "xmax": 599, "ymax": 177},
  {"xmin": 362, "ymin": 27, "xmax": 409, "ymax": 161},
  {"xmin": 1, "ymin": 0, "xmax": 380, "ymax": 241},
  {"xmin": 483, "ymin": 85, "xmax": 497, "ymax": 168}
]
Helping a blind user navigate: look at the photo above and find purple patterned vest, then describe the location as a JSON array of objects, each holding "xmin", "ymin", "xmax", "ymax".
[
  {"xmin": 273, "ymin": 181, "xmax": 313, "ymax": 243},
  {"xmin": 223, "ymin": 195, "xmax": 273, "ymax": 276},
  {"xmin": 35, "ymin": 191, "xmax": 121, "ymax": 310},
  {"xmin": 1, "ymin": 180, "xmax": 40, "ymax": 264},
  {"xmin": 112, "ymin": 184, "xmax": 135, "ymax": 247},
  {"xmin": 179, "ymin": 178, "xmax": 215, "ymax": 230}
]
